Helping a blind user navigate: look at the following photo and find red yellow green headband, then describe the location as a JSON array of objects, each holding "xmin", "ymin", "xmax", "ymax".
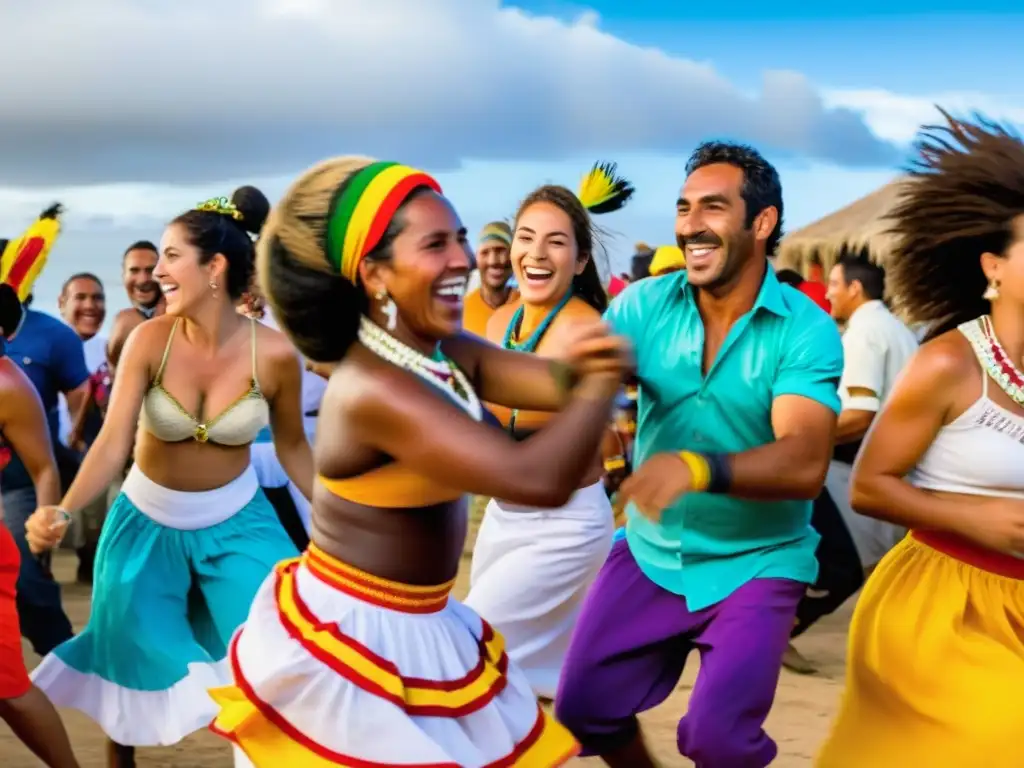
[{"xmin": 325, "ymin": 161, "xmax": 442, "ymax": 283}]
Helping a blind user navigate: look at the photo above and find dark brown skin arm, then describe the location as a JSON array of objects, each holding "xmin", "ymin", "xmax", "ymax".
[
  {"xmin": 442, "ymin": 332, "xmax": 571, "ymax": 411},
  {"xmin": 352, "ymin": 362, "xmax": 618, "ymax": 508},
  {"xmin": 726, "ymin": 395, "xmax": 837, "ymax": 501},
  {"xmin": 0, "ymin": 360, "xmax": 60, "ymax": 506},
  {"xmin": 850, "ymin": 337, "xmax": 983, "ymax": 532}
]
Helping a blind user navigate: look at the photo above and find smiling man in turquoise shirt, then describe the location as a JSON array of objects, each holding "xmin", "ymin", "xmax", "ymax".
[{"xmin": 556, "ymin": 142, "xmax": 843, "ymax": 768}]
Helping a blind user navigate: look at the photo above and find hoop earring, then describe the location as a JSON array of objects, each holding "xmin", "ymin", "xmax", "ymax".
[
  {"xmin": 984, "ymin": 279, "xmax": 1000, "ymax": 301},
  {"xmin": 375, "ymin": 290, "xmax": 398, "ymax": 331}
]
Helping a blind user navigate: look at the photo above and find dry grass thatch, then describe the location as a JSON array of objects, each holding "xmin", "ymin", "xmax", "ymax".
[{"xmin": 775, "ymin": 177, "xmax": 914, "ymax": 274}]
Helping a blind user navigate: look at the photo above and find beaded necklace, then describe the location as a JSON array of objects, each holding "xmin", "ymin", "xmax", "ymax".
[
  {"xmin": 502, "ymin": 291, "xmax": 574, "ymax": 352},
  {"xmin": 501, "ymin": 291, "xmax": 573, "ymax": 431},
  {"xmin": 357, "ymin": 316, "xmax": 482, "ymax": 420},
  {"xmin": 960, "ymin": 314, "xmax": 1024, "ymax": 406}
]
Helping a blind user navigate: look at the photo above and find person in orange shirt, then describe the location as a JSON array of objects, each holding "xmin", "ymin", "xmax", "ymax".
[{"xmin": 461, "ymin": 221, "xmax": 517, "ymax": 336}]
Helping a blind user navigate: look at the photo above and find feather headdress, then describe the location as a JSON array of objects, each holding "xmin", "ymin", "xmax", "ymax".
[
  {"xmin": 0, "ymin": 202, "xmax": 63, "ymax": 339},
  {"xmin": 577, "ymin": 162, "xmax": 634, "ymax": 215}
]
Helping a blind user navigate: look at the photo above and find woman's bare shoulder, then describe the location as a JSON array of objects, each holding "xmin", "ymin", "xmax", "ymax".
[
  {"xmin": 562, "ymin": 297, "xmax": 602, "ymax": 320},
  {"xmin": 485, "ymin": 301, "xmax": 519, "ymax": 343},
  {"xmin": 913, "ymin": 329, "xmax": 976, "ymax": 383}
]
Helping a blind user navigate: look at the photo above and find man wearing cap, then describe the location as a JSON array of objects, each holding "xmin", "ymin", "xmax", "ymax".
[{"xmin": 462, "ymin": 221, "xmax": 518, "ymax": 337}]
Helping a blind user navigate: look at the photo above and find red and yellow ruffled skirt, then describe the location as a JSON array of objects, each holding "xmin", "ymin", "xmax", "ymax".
[{"xmin": 210, "ymin": 543, "xmax": 579, "ymax": 766}]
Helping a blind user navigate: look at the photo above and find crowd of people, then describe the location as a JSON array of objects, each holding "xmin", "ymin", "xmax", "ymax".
[{"xmin": 0, "ymin": 110, "xmax": 1020, "ymax": 768}]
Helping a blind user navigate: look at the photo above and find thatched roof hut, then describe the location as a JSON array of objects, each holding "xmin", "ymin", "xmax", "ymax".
[{"xmin": 775, "ymin": 177, "xmax": 913, "ymax": 275}]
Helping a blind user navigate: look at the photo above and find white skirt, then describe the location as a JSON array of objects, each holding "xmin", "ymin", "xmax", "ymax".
[
  {"xmin": 464, "ymin": 481, "xmax": 614, "ymax": 699},
  {"xmin": 211, "ymin": 544, "xmax": 579, "ymax": 766},
  {"xmin": 826, "ymin": 460, "xmax": 907, "ymax": 569}
]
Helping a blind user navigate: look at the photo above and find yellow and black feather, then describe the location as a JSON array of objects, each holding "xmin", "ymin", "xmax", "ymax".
[{"xmin": 577, "ymin": 162, "xmax": 634, "ymax": 215}]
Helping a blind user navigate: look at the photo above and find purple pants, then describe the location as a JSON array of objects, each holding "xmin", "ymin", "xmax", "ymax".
[{"xmin": 554, "ymin": 537, "xmax": 804, "ymax": 767}]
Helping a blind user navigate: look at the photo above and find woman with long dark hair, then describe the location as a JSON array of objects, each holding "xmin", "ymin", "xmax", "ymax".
[
  {"xmin": 465, "ymin": 163, "xmax": 632, "ymax": 699},
  {"xmin": 817, "ymin": 112, "xmax": 1024, "ymax": 766}
]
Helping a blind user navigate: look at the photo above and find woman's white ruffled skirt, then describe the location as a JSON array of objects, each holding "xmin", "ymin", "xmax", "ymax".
[{"xmin": 210, "ymin": 544, "xmax": 579, "ymax": 766}]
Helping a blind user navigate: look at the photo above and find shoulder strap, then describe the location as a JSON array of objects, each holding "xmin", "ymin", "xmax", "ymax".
[
  {"xmin": 959, "ymin": 316, "xmax": 992, "ymax": 400},
  {"xmin": 154, "ymin": 318, "xmax": 180, "ymax": 384}
]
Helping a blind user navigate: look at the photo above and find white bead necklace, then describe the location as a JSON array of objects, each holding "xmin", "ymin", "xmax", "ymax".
[
  {"xmin": 961, "ymin": 315, "xmax": 1024, "ymax": 406},
  {"xmin": 357, "ymin": 316, "xmax": 482, "ymax": 421}
]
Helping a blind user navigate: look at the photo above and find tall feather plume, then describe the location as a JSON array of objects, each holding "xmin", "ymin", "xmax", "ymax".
[
  {"xmin": 0, "ymin": 203, "xmax": 63, "ymax": 340},
  {"xmin": 577, "ymin": 162, "xmax": 634, "ymax": 215},
  {"xmin": 0, "ymin": 203, "xmax": 64, "ymax": 303}
]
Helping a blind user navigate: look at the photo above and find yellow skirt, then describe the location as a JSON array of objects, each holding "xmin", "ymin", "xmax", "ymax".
[{"xmin": 816, "ymin": 531, "xmax": 1024, "ymax": 767}]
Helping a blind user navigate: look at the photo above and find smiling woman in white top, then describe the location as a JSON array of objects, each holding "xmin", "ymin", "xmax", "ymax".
[{"xmin": 817, "ymin": 110, "xmax": 1024, "ymax": 767}]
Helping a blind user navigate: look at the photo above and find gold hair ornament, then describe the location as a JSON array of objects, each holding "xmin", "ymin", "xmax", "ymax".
[{"xmin": 194, "ymin": 196, "xmax": 243, "ymax": 221}]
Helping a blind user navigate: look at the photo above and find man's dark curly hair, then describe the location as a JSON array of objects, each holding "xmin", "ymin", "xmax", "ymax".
[
  {"xmin": 887, "ymin": 109, "xmax": 1024, "ymax": 340},
  {"xmin": 685, "ymin": 141, "xmax": 785, "ymax": 256}
]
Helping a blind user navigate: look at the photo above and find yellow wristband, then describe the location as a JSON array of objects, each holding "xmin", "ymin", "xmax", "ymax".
[
  {"xmin": 604, "ymin": 456, "xmax": 627, "ymax": 472},
  {"xmin": 678, "ymin": 451, "xmax": 711, "ymax": 492}
]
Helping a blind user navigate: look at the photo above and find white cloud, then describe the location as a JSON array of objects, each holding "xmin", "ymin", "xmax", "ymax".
[
  {"xmin": 824, "ymin": 88, "xmax": 1024, "ymax": 144},
  {"xmin": 0, "ymin": 0, "xmax": 896, "ymax": 187}
]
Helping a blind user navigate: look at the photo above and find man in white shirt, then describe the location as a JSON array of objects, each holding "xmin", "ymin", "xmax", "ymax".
[
  {"xmin": 785, "ymin": 255, "xmax": 918, "ymax": 673},
  {"xmin": 826, "ymin": 255, "xmax": 918, "ymax": 566}
]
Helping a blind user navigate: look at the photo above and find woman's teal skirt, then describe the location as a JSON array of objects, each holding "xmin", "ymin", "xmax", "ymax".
[{"xmin": 31, "ymin": 464, "xmax": 297, "ymax": 746}]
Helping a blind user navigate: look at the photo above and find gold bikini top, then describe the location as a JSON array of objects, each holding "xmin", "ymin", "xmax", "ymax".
[{"xmin": 141, "ymin": 318, "xmax": 269, "ymax": 446}]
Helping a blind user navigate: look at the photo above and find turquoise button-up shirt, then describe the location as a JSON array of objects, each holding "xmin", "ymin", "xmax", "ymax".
[{"xmin": 606, "ymin": 268, "xmax": 843, "ymax": 611}]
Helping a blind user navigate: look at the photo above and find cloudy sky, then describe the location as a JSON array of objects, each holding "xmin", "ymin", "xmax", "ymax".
[{"xmin": 2, "ymin": 0, "xmax": 1022, "ymax": 321}]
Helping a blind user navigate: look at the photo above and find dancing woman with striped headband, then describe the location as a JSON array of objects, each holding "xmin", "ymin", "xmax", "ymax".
[{"xmin": 208, "ymin": 157, "xmax": 632, "ymax": 765}]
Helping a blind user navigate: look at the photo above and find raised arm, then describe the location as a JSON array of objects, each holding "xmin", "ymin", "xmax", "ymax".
[
  {"xmin": 0, "ymin": 359, "xmax": 59, "ymax": 507},
  {"xmin": 442, "ymin": 330, "xmax": 584, "ymax": 412},
  {"xmin": 267, "ymin": 337, "xmax": 314, "ymax": 500},
  {"xmin": 350, "ymin": 357, "xmax": 625, "ymax": 508},
  {"xmin": 444, "ymin": 295, "xmax": 631, "ymax": 410}
]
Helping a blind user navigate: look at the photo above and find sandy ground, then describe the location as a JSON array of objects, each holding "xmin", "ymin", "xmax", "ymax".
[{"xmin": 1, "ymin": 511, "xmax": 852, "ymax": 767}]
